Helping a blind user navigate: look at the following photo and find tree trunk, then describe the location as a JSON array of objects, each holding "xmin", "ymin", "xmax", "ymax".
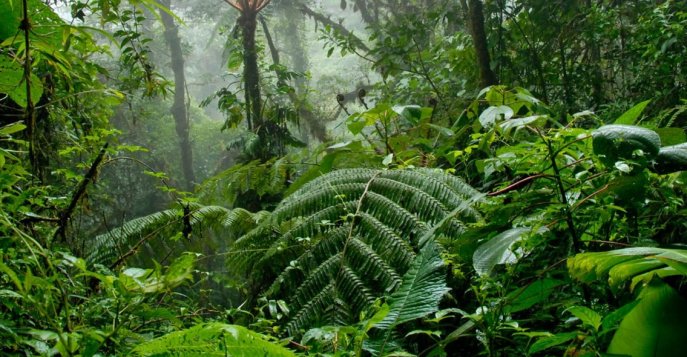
[
  {"xmin": 466, "ymin": 0, "xmax": 498, "ymax": 88},
  {"xmin": 239, "ymin": 10, "xmax": 274, "ymax": 159},
  {"xmin": 584, "ymin": 0, "xmax": 603, "ymax": 107},
  {"xmin": 159, "ymin": 0, "xmax": 195, "ymax": 189},
  {"xmin": 240, "ymin": 11, "xmax": 262, "ymax": 131},
  {"xmin": 260, "ymin": 16, "xmax": 327, "ymax": 142}
]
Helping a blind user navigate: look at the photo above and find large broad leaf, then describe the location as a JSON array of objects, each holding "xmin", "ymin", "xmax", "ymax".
[
  {"xmin": 504, "ymin": 278, "xmax": 564, "ymax": 314},
  {"xmin": 128, "ymin": 323, "xmax": 296, "ymax": 356},
  {"xmin": 653, "ymin": 127, "xmax": 686, "ymax": 146},
  {"xmin": 473, "ymin": 227, "xmax": 545, "ymax": 277},
  {"xmin": 607, "ymin": 279, "xmax": 687, "ymax": 356},
  {"xmin": 0, "ymin": 0, "xmax": 20, "ymax": 40},
  {"xmin": 0, "ymin": 55, "xmax": 43, "ymax": 108},
  {"xmin": 392, "ymin": 105, "xmax": 430, "ymax": 126},
  {"xmin": 374, "ymin": 242, "xmax": 449, "ymax": 329},
  {"xmin": 479, "ymin": 105, "xmax": 514, "ymax": 128},
  {"xmin": 652, "ymin": 143, "xmax": 687, "ymax": 174},
  {"xmin": 613, "ymin": 100, "xmax": 651, "ymax": 125},
  {"xmin": 0, "ymin": 0, "xmax": 65, "ymax": 44},
  {"xmin": 567, "ymin": 247, "xmax": 687, "ymax": 291},
  {"xmin": 592, "ymin": 125, "xmax": 661, "ymax": 168}
]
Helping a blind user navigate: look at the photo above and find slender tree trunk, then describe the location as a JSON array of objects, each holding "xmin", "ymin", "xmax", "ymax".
[
  {"xmin": 159, "ymin": 0, "xmax": 195, "ymax": 189},
  {"xmin": 260, "ymin": 16, "xmax": 327, "ymax": 142},
  {"xmin": 354, "ymin": 0, "xmax": 375, "ymax": 25},
  {"xmin": 559, "ymin": 36, "xmax": 573, "ymax": 112},
  {"xmin": 240, "ymin": 11, "xmax": 262, "ymax": 131},
  {"xmin": 585, "ymin": 0, "xmax": 604, "ymax": 107},
  {"xmin": 239, "ymin": 10, "xmax": 274, "ymax": 159},
  {"xmin": 282, "ymin": 7, "xmax": 308, "ymax": 92},
  {"xmin": 465, "ymin": 0, "xmax": 498, "ymax": 87}
]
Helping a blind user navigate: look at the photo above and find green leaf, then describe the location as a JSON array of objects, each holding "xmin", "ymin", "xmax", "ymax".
[
  {"xmin": 567, "ymin": 306, "xmax": 602, "ymax": 331},
  {"xmin": 347, "ymin": 113, "xmax": 367, "ymax": 135},
  {"xmin": 592, "ymin": 125, "xmax": 661, "ymax": 168},
  {"xmin": 382, "ymin": 153, "xmax": 394, "ymax": 166},
  {"xmin": 441, "ymin": 320, "xmax": 476, "ymax": 346},
  {"xmin": 608, "ymin": 279, "xmax": 687, "ymax": 356},
  {"xmin": 232, "ymin": 168, "xmax": 481, "ymax": 334},
  {"xmin": 0, "ymin": 122, "xmax": 25, "ymax": 136},
  {"xmin": 652, "ymin": 249, "xmax": 687, "ymax": 275},
  {"xmin": 654, "ymin": 127, "xmax": 686, "ymax": 146},
  {"xmin": 505, "ymin": 278, "xmax": 564, "ymax": 313},
  {"xmin": 479, "ymin": 105, "xmax": 514, "ymax": 128},
  {"xmin": 0, "ymin": 1, "xmax": 20, "ymax": 40},
  {"xmin": 567, "ymin": 247, "xmax": 687, "ymax": 291},
  {"xmin": 427, "ymin": 124, "xmax": 454, "ymax": 137},
  {"xmin": 0, "ymin": 55, "xmax": 43, "ymax": 107},
  {"xmin": 163, "ymin": 253, "xmax": 196, "ymax": 288},
  {"xmin": 473, "ymin": 227, "xmax": 545, "ymax": 277},
  {"xmin": 601, "ymin": 301, "xmax": 639, "ymax": 332},
  {"xmin": 0, "ymin": 0, "xmax": 65, "ymax": 46},
  {"xmin": 375, "ymin": 242, "xmax": 449, "ymax": 329},
  {"xmin": 529, "ymin": 331, "xmax": 578, "ymax": 354},
  {"xmin": 129, "ymin": 323, "xmax": 297, "ymax": 356},
  {"xmin": 613, "ymin": 100, "xmax": 651, "ymax": 125},
  {"xmin": 652, "ymin": 143, "xmax": 687, "ymax": 174},
  {"xmin": 393, "ymin": 105, "xmax": 423, "ymax": 125},
  {"xmin": 499, "ymin": 115, "xmax": 545, "ymax": 134}
]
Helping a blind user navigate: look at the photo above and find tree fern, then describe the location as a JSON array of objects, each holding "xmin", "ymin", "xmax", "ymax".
[
  {"xmin": 128, "ymin": 323, "xmax": 296, "ymax": 356},
  {"xmin": 85, "ymin": 203, "xmax": 267, "ymax": 267},
  {"xmin": 197, "ymin": 157, "xmax": 290, "ymax": 208},
  {"xmin": 229, "ymin": 168, "xmax": 482, "ymax": 335}
]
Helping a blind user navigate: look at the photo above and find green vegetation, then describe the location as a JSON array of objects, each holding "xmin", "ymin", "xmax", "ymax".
[{"xmin": 2, "ymin": 0, "xmax": 687, "ymax": 356}]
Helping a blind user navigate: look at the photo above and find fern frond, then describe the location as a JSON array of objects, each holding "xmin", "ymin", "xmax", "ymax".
[
  {"xmin": 285, "ymin": 283, "xmax": 336, "ymax": 336},
  {"xmin": 86, "ymin": 204, "xmax": 264, "ymax": 266},
  {"xmin": 129, "ymin": 323, "xmax": 296, "ymax": 356},
  {"xmin": 198, "ymin": 157, "xmax": 290, "ymax": 207},
  {"xmin": 86, "ymin": 208, "xmax": 180, "ymax": 264},
  {"xmin": 355, "ymin": 213, "xmax": 416, "ymax": 270},
  {"xmin": 375, "ymin": 242, "xmax": 449, "ymax": 330},
  {"xmin": 229, "ymin": 168, "xmax": 481, "ymax": 334}
]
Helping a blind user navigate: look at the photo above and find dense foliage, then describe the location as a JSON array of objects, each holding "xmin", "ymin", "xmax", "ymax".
[{"xmin": 2, "ymin": 0, "xmax": 687, "ymax": 356}]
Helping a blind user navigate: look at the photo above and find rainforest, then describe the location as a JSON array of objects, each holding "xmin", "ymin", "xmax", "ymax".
[{"xmin": 1, "ymin": 0, "xmax": 687, "ymax": 356}]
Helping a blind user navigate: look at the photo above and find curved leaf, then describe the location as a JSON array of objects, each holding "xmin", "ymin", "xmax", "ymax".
[
  {"xmin": 479, "ymin": 105, "xmax": 514, "ymax": 128},
  {"xmin": 592, "ymin": 125, "xmax": 661, "ymax": 168},
  {"xmin": 613, "ymin": 100, "xmax": 651, "ymax": 125},
  {"xmin": 567, "ymin": 247, "xmax": 687, "ymax": 291},
  {"xmin": 473, "ymin": 227, "xmax": 545, "ymax": 277},
  {"xmin": 607, "ymin": 279, "xmax": 687, "ymax": 357},
  {"xmin": 652, "ymin": 143, "xmax": 687, "ymax": 174}
]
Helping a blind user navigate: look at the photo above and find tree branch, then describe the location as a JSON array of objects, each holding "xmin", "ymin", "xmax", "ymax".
[
  {"xmin": 298, "ymin": 3, "xmax": 370, "ymax": 53},
  {"xmin": 54, "ymin": 143, "xmax": 109, "ymax": 245}
]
